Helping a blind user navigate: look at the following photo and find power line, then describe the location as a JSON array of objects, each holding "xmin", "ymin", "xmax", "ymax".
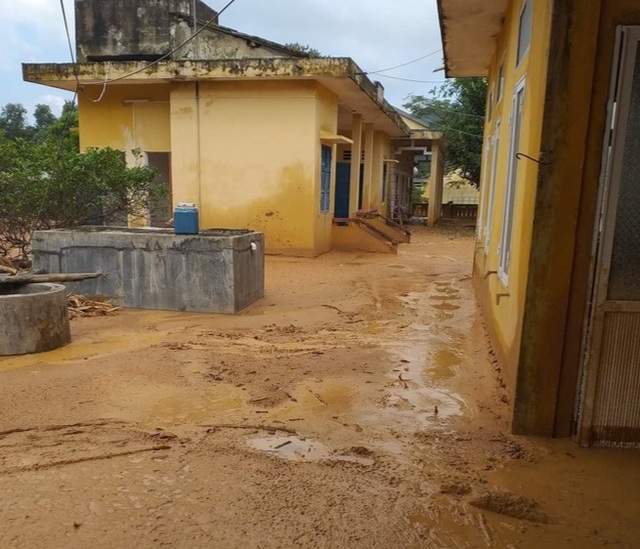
[
  {"xmin": 375, "ymin": 73, "xmax": 446, "ymax": 84},
  {"xmin": 364, "ymin": 48, "xmax": 442, "ymax": 76},
  {"xmin": 411, "ymin": 100, "xmax": 486, "ymax": 119},
  {"xmin": 59, "ymin": 0, "xmax": 75, "ymax": 64},
  {"xmin": 80, "ymin": 0, "xmax": 239, "ymax": 97},
  {"xmin": 429, "ymin": 124, "xmax": 485, "ymax": 139}
]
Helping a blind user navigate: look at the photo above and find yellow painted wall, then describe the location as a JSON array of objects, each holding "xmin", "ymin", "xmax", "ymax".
[
  {"xmin": 77, "ymin": 78, "xmax": 399, "ymax": 257},
  {"xmin": 189, "ymin": 80, "xmax": 328, "ymax": 256},
  {"xmin": 473, "ymin": 0, "xmax": 553, "ymax": 401},
  {"xmin": 423, "ymin": 173, "xmax": 480, "ymax": 204},
  {"xmin": 79, "ymin": 84, "xmax": 170, "ymax": 155},
  {"xmin": 370, "ymin": 132, "xmax": 391, "ymax": 213}
]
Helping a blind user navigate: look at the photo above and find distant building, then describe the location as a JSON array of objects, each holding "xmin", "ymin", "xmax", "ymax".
[{"xmin": 24, "ymin": 0, "xmax": 436, "ymax": 255}]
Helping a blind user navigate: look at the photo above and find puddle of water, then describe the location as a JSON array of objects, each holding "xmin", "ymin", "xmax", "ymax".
[
  {"xmin": 428, "ymin": 294, "xmax": 461, "ymax": 301},
  {"xmin": 247, "ymin": 435, "xmax": 374, "ymax": 466},
  {"xmin": 0, "ymin": 310, "xmax": 195, "ymax": 373},
  {"xmin": 427, "ymin": 349, "xmax": 461, "ymax": 381},
  {"xmin": 142, "ymin": 386, "xmax": 246, "ymax": 426},
  {"xmin": 432, "ymin": 302, "xmax": 461, "ymax": 311},
  {"xmin": 360, "ymin": 322, "xmax": 388, "ymax": 334}
]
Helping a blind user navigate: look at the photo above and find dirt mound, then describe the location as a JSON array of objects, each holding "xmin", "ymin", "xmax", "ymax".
[{"xmin": 469, "ymin": 490, "xmax": 551, "ymax": 523}]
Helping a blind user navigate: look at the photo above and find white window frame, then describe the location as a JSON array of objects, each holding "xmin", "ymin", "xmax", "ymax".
[
  {"xmin": 516, "ymin": 0, "xmax": 533, "ymax": 67},
  {"xmin": 484, "ymin": 120, "xmax": 501, "ymax": 253},
  {"xmin": 498, "ymin": 77, "xmax": 526, "ymax": 286}
]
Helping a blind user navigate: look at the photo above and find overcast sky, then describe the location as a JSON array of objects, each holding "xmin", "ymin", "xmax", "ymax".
[{"xmin": 0, "ymin": 0, "xmax": 446, "ymax": 118}]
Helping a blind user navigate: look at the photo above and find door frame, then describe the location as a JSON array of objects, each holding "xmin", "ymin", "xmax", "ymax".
[{"xmin": 576, "ymin": 26, "xmax": 640, "ymax": 445}]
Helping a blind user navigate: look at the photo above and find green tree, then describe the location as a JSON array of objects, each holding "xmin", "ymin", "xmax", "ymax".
[
  {"xmin": 0, "ymin": 103, "xmax": 29, "ymax": 140},
  {"xmin": 33, "ymin": 104, "xmax": 57, "ymax": 140},
  {"xmin": 49, "ymin": 101, "xmax": 79, "ymax": 149},
  {"xmin": 404, "ymin": 78, "xmax": 487, "ymax": 187},
  {"xmin": 0, "ymin": 131, "xmax": 162, "ymax": 265},
  {"xmin": 284, "ymin": 42, "xmax": 322, "ymax": 58}
]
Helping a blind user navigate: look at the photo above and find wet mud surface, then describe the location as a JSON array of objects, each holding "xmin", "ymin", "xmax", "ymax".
[{"xmin": 1, "ymin": 224, "xmax": 639, "ymax": 548}]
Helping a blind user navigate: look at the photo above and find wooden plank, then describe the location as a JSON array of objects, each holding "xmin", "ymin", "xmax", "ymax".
[{"xmin": 0, "ymin": 273, "xmax": 103, "ymax": 285}]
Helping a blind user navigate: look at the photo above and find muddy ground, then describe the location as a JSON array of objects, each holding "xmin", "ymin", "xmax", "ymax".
[{"xmin": 1, "ymin": 224, "xmax": 639, "ymax": 548}]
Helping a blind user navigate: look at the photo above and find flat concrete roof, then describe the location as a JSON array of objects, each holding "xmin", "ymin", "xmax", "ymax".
[
  {"xmin": 23, "ymin": 57, "xmax": 409, "ymax": 137},
  {"xmin": 437, "ymin": 0, "xmax": 508, "ymax": 77}
]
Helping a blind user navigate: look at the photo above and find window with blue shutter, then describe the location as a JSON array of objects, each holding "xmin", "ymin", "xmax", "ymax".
[{"xmin": 320, "ymin": 145, "xmax": 332, "ymax": 213}]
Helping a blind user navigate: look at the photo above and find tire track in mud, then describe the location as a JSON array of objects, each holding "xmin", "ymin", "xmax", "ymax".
[{"xmin": 0, "ymin": 420, "xmax": 176, "ymax": 476}]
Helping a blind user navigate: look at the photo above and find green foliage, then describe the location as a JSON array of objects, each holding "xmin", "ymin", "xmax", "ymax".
[
  {"xmin": 284, "ymin": 42, "xmax": 322, "ymax": 58},
  {"xmin": 0, "ymin": 102, "xmax": 162, "ymax": 265},
  {"xmin": 0, "ymin": 103, "xmax": 30, "ymax": 140},
  {"xmin": 411, "ymin": 183, "xmax": 426, "ymax": 204},
  {"xmin": 404, "ymin": 78, "xmax": 487, "ymax": 187}
]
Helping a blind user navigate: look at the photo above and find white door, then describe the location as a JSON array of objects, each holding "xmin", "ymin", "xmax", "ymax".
[{"xmin": 577, "ymin": 27, "xmax": 640, "ymax": 447}]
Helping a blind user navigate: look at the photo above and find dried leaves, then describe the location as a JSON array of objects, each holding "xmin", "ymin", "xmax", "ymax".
[{"xmin": 67, "ymin": 293, "xmax": 121, "ymax": 319}]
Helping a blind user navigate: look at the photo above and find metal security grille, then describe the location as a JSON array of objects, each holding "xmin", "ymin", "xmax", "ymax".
[
  {"xmin": 608, "ymin": 50, "xmax": 640, "ymax": 301},
  {"xmin": 591, "ymin": 313, "xmax": 640, "ymax": 447}
]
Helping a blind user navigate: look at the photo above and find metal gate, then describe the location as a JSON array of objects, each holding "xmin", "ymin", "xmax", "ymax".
[{"xmin": 577, "ymin": 27, "xmax": 640, "ymax": 447}]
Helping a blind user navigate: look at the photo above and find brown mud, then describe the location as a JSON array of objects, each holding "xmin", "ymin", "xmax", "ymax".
[{"xmin": 1, "ymin": 223, "xmax": 639, "ymax": 548}]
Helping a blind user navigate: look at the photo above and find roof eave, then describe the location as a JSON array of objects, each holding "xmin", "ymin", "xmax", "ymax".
[
  {"xmin": 436, "ymin": 0, "xmax": 508, "ymax": 78},
  {"xmin": 23, "ymin": 57, "xmax": 410, "ymax": 137}
]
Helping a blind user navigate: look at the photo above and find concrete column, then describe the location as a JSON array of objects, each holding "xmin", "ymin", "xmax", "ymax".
[
  {"xmin": 428, "ymin": 140, "xmax": 444, "ymax": 227},
  {"xmin": 362, "ymin": 123, "xmax": 375, "ymax": 211},
  {"xmin": 349, "ymin": 114, "xmax": 363, "ymax": 217}
]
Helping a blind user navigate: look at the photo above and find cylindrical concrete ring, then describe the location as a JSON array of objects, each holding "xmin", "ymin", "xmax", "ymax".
[{"xmin": 0, "ymin": 283, "xmax": 71, "ymax": 356}]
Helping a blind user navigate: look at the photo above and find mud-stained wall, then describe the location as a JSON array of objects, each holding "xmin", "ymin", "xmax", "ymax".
[
  {"xmin": 78, "ymin": 84, "xmax": 171, "ymax": 153},
  {"xmin": 472, "ymin": 0, "xmax": 552, "ymax": 404},
  {"xmin": 170, "ymin": 80, "xmax": 335, "ymax": 257}
]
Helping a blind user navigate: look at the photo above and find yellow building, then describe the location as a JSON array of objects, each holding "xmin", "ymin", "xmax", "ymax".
[
  {"xmin": 24, "ymin": 0, "xmax": 418, "ymax": 257},
  {"xmin": 438, "ymin": 0, "xmax": 640, "ymax": 446}
]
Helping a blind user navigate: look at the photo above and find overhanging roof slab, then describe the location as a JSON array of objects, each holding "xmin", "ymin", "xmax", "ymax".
[
  {"xmin": 23, "ymin": 57, "xmax": 409, "ymax": 137},
  {"xmin": 437, "ymin": 0, "xmax": 508, "ymax": 77}
]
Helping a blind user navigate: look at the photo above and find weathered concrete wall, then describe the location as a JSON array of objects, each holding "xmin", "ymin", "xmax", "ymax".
[
  {"xmin": 32, "ymin": 227, "xmax": 264, "ymax": 314},
  {"xmin": 75, "ymin": 0, "xmax": 218, "ymax": 62},
  {"xmin": 0, "ymin": 283, "xmax": 71, "ymax": 356}
]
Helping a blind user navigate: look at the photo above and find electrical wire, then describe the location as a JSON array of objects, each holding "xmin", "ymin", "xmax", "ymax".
[
  {"xmin": 59, "ymin": 0, "xmax": 75, "ymax": 64},
  {"xmin": 428, "ymin": 124, "xmax": 485, "ymax": 139},
  {"xmin": 79, "ymin": 0, "xmax": 239, "ymax": 93},
  {"xmin": 363, "ymin": 48, "xmax": 442, "ymax": 75},
  {"xmin": 374, "ymin": 73, "xmax": 447, "ymax": 84},
  {"xmin": 409, "ymin": 100, "xmax": 486, "ymax": 119}
]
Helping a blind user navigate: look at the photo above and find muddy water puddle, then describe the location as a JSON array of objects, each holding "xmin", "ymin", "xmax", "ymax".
[
  {"xmin": 0, "ymin": 310, "xmax": 199, "ymax": 373},
  {"xmin": 142, "ymin": 386, "xmax": 246, "ymax": 426},
  {"xmin": 247, "ymin": 435, "xmax": 375, "ymax": 466},
  {"xmin": 367, "ymin": 280, "xmax": 474, "ymax": 429}
]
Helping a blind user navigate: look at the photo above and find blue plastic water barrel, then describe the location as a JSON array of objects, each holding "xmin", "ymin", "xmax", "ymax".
[{"xmin": 174, "ymin": 203, "xmax": 199, "ymax": 235}]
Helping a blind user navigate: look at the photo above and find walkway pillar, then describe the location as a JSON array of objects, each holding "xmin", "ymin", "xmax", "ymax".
[
  {"xmin": 349, "ymin": 114, "xmax": 363, "ymax": 217},
  {"xmin": 428, "ymin": 140, "xmax": 444, "ymax": 226},
  {"xmin": 362, "ymin": 123, "xmax": 375, "ymax": 211}
]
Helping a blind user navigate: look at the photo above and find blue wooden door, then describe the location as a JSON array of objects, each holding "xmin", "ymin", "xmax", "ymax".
[{"xmin": 335, "ymin": 163, "xmax": 351, "ymax": 218}]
